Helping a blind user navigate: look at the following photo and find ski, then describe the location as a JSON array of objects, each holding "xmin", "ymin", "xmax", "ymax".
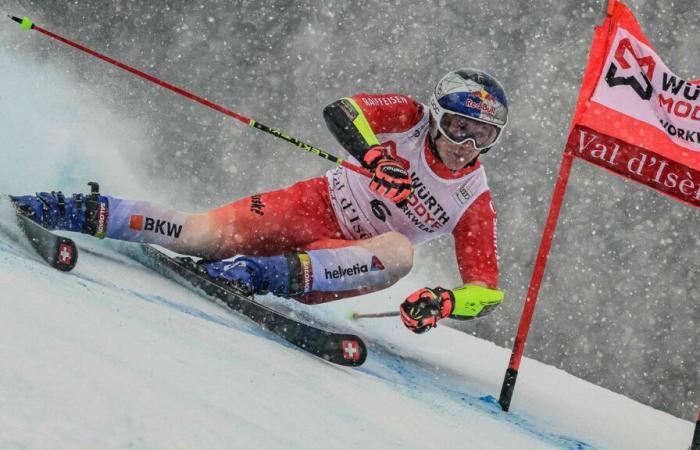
[
  {"xmin": 14, "ymin": 211, "xmax": 78, "ymax": 271},
  {"xmin": 134, "ymin": 244, "xmax": 368, "ymax": 367}
]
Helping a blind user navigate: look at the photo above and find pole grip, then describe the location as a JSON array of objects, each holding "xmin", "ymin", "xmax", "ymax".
[{"xmin": 692, "ymin": 412, "xmax": 700, "ymax": 450}]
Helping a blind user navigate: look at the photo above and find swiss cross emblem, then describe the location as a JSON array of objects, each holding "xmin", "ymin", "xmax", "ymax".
[
  {"xmin": 58, "ymin": 244, "xmax": 73, "ymax": 265},
  {"xmin": 341, "ymin": 339, "xmax": 361, "ymax": 361}
]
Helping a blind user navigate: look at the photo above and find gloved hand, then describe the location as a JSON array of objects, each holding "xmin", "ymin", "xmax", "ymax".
[
  {"xmin": 399, "ymin": 287, "xmax": 455, "ymax": 334},
  {"xmin": 362, "ymin": 146, "xmax": 412, "ymax": 204}
]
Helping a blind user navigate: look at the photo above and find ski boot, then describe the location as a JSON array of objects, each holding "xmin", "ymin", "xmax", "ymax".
[
  {"xmin": 9, "ymin": 182, "xmax": 110, "ymax": 238},
  {"xmin": 199, "ymin": 254, "xmax": 307, "ymax": 298}
]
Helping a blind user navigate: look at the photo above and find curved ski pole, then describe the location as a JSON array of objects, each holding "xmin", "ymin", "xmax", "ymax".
[{"xmin": 7, "ymin": 15, "xmax": 371, "ymax": 179}]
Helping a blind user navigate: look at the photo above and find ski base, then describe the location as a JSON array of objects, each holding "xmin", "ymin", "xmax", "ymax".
[
  {"xmin": 134, "ymin": 244, "xmax": 367, "ymax": 367},
  {"xmin": 15, "ymin": 212, "xmax": 78, "ymax": 271}
]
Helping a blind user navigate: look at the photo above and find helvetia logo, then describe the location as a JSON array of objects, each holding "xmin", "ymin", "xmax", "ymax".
[
  {"xmin": 370, "ymin": 256, "xmax": 385, "ymax": 271},
  {"xmin": 129, "ymin": 215, "xmax": 183, "ymax": 238},
  {"xmin": 324, "ymin": 264, "xmax": 369, "ymax": 279}
]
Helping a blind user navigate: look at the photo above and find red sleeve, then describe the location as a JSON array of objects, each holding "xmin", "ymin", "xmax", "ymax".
[
  {"xmin": 350, "ymin": 93, "xmax": 424, "ymax": 134},
  {"xmin": 452, "ymin": 192, "xmax": 499, "ymax": 289}
]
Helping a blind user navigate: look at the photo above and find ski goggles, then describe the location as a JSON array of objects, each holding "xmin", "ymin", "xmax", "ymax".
[{"xmin": 436, "ymin": 111, "xmax": 502, "ymax": 150}]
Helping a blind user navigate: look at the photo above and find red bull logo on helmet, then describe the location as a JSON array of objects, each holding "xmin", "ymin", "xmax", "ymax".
[{"xmin": 464, "ymin": 94, "xmax": 497, "ymax": 116}]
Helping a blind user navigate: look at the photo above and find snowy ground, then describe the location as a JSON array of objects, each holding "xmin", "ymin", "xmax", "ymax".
[{"xmin": 0, "ymin": 203, "xmax": 693, "ymax": 450}]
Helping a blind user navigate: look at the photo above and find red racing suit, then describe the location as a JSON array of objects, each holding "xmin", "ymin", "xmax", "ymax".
[
  {"xmin": 203, "ymin": 93, "xmax": 499, "ymax": 293},
  {"xmin": 323, "ymin": 93, "xmax": 499, "ymax": 288}
]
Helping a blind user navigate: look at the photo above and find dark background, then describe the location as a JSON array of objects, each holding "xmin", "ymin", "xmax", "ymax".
[{"xmin": 2, "ymin": 0, "xmax": 698, "ymax": 420}]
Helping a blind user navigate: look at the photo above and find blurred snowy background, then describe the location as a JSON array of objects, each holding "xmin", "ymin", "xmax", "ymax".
[{"xmin": 1, "ymin": 0, "xmax": 698, "ymax": 420}]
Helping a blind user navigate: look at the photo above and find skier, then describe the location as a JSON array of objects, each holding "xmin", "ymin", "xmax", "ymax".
[{"xmin": 10, "ymin": 68, "xmax": 508, "ymax": 334}]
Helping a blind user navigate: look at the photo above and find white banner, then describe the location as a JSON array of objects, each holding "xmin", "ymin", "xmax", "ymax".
[{"xmin": 591, "ymin": 28, "xmax": 700, "ymax": 153}]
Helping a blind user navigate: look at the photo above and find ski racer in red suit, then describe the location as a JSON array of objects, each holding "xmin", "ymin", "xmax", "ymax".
[{"xmin": 10, "ymin": 69, "xmax": 508, "ymax": 333}]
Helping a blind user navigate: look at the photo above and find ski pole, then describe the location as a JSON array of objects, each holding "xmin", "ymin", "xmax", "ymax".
[
  {"xmin": 8, "ymin": 15, "xmax": 372, "ymax": 179},
  {"xmin": 351, "ymin": 311, "xmax": 399, "ymax": 320}
]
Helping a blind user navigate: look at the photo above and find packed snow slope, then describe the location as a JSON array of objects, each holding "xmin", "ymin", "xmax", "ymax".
[{"xmin": 0, "ymin": 205, "xmax": 693, "ymax": 449}]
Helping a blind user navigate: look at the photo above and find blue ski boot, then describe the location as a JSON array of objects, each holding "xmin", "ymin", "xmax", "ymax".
[
  {"xmin": 200, "ymin": 254, "xmax": 309, "ymax": 298},
  {"xmin": 9, "ymin": 182, "xmax": 110, "ymax": 238}
]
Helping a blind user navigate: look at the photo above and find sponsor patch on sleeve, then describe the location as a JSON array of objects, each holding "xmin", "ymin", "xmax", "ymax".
[{"xmin": 453, "ymin": 183, "xmax": 473, "ymax": 205}]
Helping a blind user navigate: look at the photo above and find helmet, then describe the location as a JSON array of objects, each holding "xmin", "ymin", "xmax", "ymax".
[{"xmin": 429, "ymin": 69, "xmax": 508, "ymax": 153}]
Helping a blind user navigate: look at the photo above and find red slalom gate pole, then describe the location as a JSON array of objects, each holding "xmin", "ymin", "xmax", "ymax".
[
  {"xmin": 498, "ymin": 151, "xmax": 575, "ymax": 412},
  {"xmin": 8, "ymin": 15, "xmax": 371, "ymax": 179}
]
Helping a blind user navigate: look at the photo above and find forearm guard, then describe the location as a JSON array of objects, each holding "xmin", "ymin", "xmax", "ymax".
[
  {"xmin": 323, "ymin": 97, "xmax": 380, "ymax": 164},
  {"xmin": 450, "ymin": 285, "xmax": 504, "ymax": 320}
]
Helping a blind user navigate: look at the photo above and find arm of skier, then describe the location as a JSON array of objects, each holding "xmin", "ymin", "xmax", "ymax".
[
  {"xmin": 323, "ymin": 94, "xmax": 423, "ymax": 203},
  {"xmin": 399, "ymin": 193, "xmax": 504, "ymax": 333}
]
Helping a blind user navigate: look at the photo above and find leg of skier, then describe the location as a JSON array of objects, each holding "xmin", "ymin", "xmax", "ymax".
[
  {"xmin": 199, "ymin": 229, "xmax": 413, "ymax": 303},
  {"xmin": 176, "ymin": 178, "xmax": 413, "ymax": 301},
  {"xmin": 293, "ymin": 232, "xmax": 413, "ymax": 304},
  {"xmin": 10, "ymin": 178, "xmax": 413, "ymax": 302}
]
